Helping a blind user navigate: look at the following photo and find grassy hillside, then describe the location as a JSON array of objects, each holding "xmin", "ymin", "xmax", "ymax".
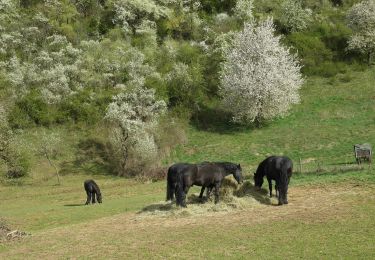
[
  {"xmin": 1, "ymin": 1, "xmax": 375, "ymax": 257},
  {"xmin": 0, "ymin": 67, "xmax": 374, "ymax": 258},
  {"xmin": 171, "ymin": 68, "xmax": 375, "ymax": 171}
]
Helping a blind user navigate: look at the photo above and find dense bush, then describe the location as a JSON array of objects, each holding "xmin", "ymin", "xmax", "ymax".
[
  {"xmin": 0, "ymin": 105, "xmax": 30, "ymax": 178},
  {"xmin": 286, "ymin": 32, "xmax": 334, "ymax": 75},
  {"xmin": 104, "ymin": 86, "xmax": 166, "ymax": 176},
  {"xmin": 0, "ymin": 0, "xmax": 372, "ymax": 178},
  {"xmin": 9, "ymin": 93, "xmax": 56, "ymax": 128}
]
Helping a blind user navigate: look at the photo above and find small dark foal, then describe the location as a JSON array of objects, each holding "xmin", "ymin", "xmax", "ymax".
[{"xmin": 84, "ymin": 179, "xmax": 102, "ymax": 205}]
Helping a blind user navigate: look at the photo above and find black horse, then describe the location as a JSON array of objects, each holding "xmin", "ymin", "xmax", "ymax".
[
  {"xmin": 166, "ymin": 163, "xmax": 196, "ymax": 202},
  {"xmin": 253, "ymin": 156, "xmax": 293, "ymax": 205},
  {"xmin": 166, "ymin": 162, "xmax": 212, "ymax": 202},
  {"xmin": 84, "ymin": 179, "xmax": 102, "ymax": 205},
  {"xmin": 167, "ymin": 162, "xmax": 243, "ymax": 207}
]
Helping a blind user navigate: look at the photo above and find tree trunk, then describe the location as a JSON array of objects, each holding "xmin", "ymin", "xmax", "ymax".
[
  {"xmin": 367, "ymin": 51, "xmax": 372, "ymax": 66},
  {"xmin": 45, "ymin": 152, "xmax": 60, "ymax": 185}
]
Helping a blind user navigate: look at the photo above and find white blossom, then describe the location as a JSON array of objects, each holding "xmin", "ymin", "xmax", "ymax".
[
  {"xmin": 234, "ymin": 0, "xmax": 254, "ymax": 21},
  {"xmin": 113, "ymin": 0, "xmax": 171, "ymax": 34},
  {"xmin": 219, "ymin": 18, "xmax": 303, "ymax": 124},
  {"xmin": 166, "ymin": 62, "xmax": 193, "ymax": 93},
  {"xmin": 105, "ymin": 86, "xmax": 166, "ymax": 132},
  {"xmin": 279, "ymin": 0, "xmax": 312, "ymax": 32},
  {"xmin": 346, "ymin": 0, "xmax": 375, "ymax": 63},
  {"xmin": 105, "ymin": 86, "xmax": 166, "ymax": 173}
]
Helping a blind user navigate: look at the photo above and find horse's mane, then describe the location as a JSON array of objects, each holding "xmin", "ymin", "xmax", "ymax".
[
  {"xmin": 254, "ymin": 158, "xmax": 268, "ymax": 179},
  {"xmin": 211, "ymin": 162, "xmax": 239, "ymax": 172}
]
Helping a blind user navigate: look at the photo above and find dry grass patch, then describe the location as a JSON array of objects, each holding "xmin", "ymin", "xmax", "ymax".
[{"xmin": 1, "ymin": 183, "xmax": 374, "ymax": 259}]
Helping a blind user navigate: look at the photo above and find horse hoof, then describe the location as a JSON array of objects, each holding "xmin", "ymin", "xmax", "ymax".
[
  {"xmin": 278, "ymin": 201, "xmax": 283, "ymax": 206},
  {"xmin": 284, "ymin": 200, "xmax": 288, "ymax": 204}
]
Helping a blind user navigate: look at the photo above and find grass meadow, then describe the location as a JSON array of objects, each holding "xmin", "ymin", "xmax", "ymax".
[{"xmin": 0, "ymin": 68, "xmax": 375, "ymax": 258}]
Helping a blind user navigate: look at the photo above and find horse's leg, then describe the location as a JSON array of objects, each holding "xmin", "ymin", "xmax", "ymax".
[
  {"xmin": 214, "ymin": 182, "xmax": 221, "ymax": 204},
  {"xmin": 180, "ymin": 186, "xmax": 190, "ymax": 207},
  {"xmin": 276, "ymin": 181, "xmax": 283, "ymax": 205},
  {"xmin": 85, "ymin": 191, "xmax": 91, "ymax": 205},
  {"xmin": 267, "ymin": 178, "xmax": 272, "ymax": 197},
  {"xmin": 170, "ymin": 184, "xmax": 175, "ymax": 201},
  {"xmin": 206, "ymin": 186, "xmax": 213, "ymax": 199},
  {"xmin": 91, "ymin": 192, "xmax": 96, "ymax": 204},
  {"xmin": 199, "ymin": 186, "xmax": 205, "ymax": 199},
  {"xmin": 275, "ymin": 184, "xmax": 278, "ymax": 198}
]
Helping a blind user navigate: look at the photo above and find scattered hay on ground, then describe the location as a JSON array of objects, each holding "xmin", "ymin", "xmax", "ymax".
[
  {"xmin": 0, "ymin": 219, "xmax": 11, "ymax": 242},
  {"xmin": 137, "ymin": 177, "xmax": 273, "ymax": 219},
  {"xmin": 0, "ymin": 219, "xmax": 30, "ymax": 242}
]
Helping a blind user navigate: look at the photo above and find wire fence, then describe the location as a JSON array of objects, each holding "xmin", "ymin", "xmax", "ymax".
[{"xmin": 294, "ymin": 154, "xmax": 372, "ymax": 174}]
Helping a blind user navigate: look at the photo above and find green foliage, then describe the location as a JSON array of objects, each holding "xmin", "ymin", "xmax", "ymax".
[
  {"xmin": 200, "ymin": 0, "xmax": 237, "ymax": 14},
  {"xmin": 0, "ymin": 0, "xmax": 373, "ymax": 180},
  {"xmin": 0, "ymin": 105, "xmax": 30, "ymax": 179},
  {"xmin": 8, "ymin": 90, "xmax": 112, "ymax": 128},
  {"xmin": 9, "ymin": 93, "xmax": 55, "ymax": 128},
  {"xmin": 59, "ymin": 90, "xmax": 112, "ymax": 125},
  {"xmin": 4, "ymin": 153, "xmax": 30, "ymax": 179},
  {"xmin": 286, "ymin": 32, "xmax": 333, "ymax": 75}
]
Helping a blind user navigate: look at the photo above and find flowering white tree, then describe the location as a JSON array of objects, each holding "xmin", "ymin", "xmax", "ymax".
[
  {"xmin": 234, "ymin": 0, "xmax": 254, "ymax": 21},
  {"xmin": 0, "ymin": 33, "xmax": 82, "ymax": 103},
  {"xmin": 346, "ymin": 0, "xmax": 375, "ymax": 64},
  {"xmin": 279, "ymin": 0, "xmax": 312, "ymax": 32},
  {"xmin": 219, "ymin": 18, "xmax": 303, "ymax": 125},
  {"xmin": 112, "ymin": 0, "xmax": 171, "ymax": 34},
  {"xmin": 105, "ymin": 86, "xmax": 166, "ymax": 175},
  {"xmin": 78, "ymin": 40, "xmax": 158, "ymax": 90}
]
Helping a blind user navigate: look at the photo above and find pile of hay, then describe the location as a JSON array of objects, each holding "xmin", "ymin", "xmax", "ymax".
[{"xmin": 137, "ymin": 177, "xmax": 272, "ymax": 218}]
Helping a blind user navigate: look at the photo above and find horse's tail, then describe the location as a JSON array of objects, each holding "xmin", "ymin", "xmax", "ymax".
[
  {"xmin": 166, "ymin": 167, "xmax": 174, "ymax": 201},
  {"xmin": 286, "ymin": 158, "xmax": 293, "ymax": 179},
  {"xmin": 175, "ymin": 171, "xmax": 186, "ymax": 207}
]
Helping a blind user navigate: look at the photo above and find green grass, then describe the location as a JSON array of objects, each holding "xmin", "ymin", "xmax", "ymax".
[
  {"xmin": 170, "ymin": 69, "xmax": 375, "ymax": 171},
  {"xmin": 0, "ymin": 175, "xmax": 167, "ymax": 232},
  {"xmin": 1, "ymin": 68, "xmax": 375, "ymax": 258},
  {"xmin": 0, "ymin": 172, "xmax": 374, "ymax": 258}
]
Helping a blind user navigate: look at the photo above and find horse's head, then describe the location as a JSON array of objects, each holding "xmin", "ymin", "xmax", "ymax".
[
  {"xmin": 97, "ymin": 193, "xmax": 103, "ymax": 203},
  {"xmin": 253, "ymin": 172, "xmax": 263, "ymax": 187},
  {"xmin": 233, "ymin": 164, "xmax": 243, "ymax": 184}
]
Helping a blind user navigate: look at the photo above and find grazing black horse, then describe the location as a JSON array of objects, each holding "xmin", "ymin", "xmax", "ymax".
[
  {"xmin": 167, "ymin": 162, "xmax": 243, "ymax": 207},
  {"xmin": 84, "ymin": 179, "xmax": 102, "ymax": 205},
  {"xmin": 166, "ymin": 162, "xmax": 212, "ymax": 202},
  {"xmin": 166, "ymin": 163, "xmax": 196, "ymax": 203},
  {"xmin": 253, "ymin": 156, "xmax": 293, "ymax": 205}
]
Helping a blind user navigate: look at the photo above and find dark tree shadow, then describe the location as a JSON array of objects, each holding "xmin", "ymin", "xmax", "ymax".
[
  {"xmin": 138, "ymin": 202, "xmax": 174, "ymax": 213},
  {"xmin": 60, "ymin": 138, "xmax": 117, "ymax": 176},
  {"xmin": 329, "ymin": 162, "xmax": 356, "ymax": 166},
  {"xmin": 64, "ymin": 204, "xmax": 85, "ymax": 207},
  {"xmin": 190, "ymin": 105, "xmax": 258, "ymax": 134}
]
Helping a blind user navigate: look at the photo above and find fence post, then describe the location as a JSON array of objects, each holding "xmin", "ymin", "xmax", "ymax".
[{"xmin": 299, "ymin": 157, "xmax": 302, "ymax": 173}]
